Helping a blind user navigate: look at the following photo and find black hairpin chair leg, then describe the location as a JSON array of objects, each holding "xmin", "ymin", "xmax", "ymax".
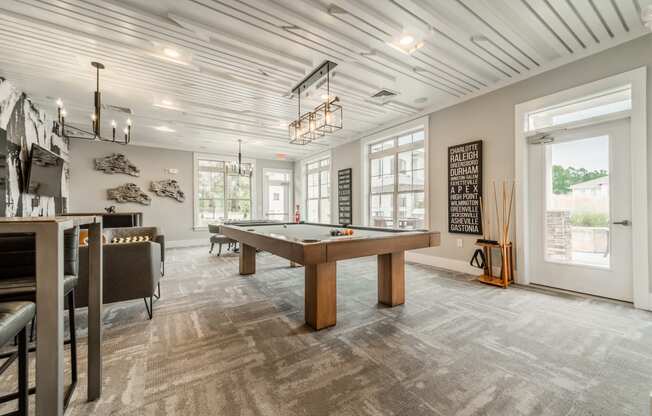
[
  {"xmin": 65, "ymin": 290, "xmax": 78, "ymax": 410},
  {"xmin": 17, "ymin": 327, "xmax": 28, "ymax": 416},
  {"xmin": 144, "ymin": 295, "xmax": 154, "ymax": 320}
]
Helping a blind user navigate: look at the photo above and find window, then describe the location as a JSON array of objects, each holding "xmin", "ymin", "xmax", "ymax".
[
  {"xmin": 526, "ymin": 86, "xmax": 631, "ymax": 132},
  {"xmin": 194, "ymin": 155, "xmax": 253, "ymax": 227},
  {"xmin": 368, "ymin": 130, "xmax": 425, "ymax": 229},
  {"xmin": 306, "ymin": 157, "xmax": 330, "ymax": 223},
  {"xmin": 226, "ymin": 173, "xmax": 252, "ymax": 220}
]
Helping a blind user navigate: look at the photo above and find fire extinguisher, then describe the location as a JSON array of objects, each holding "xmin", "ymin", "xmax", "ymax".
[{"xmin": 294, "ymin": 205, "xmax": 301, "ymax": 223}]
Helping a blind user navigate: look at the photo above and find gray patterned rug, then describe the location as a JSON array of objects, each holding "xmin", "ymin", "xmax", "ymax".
[{"xmin": 3, "ymin": 246, "xmax": 652, "ymax": 415}]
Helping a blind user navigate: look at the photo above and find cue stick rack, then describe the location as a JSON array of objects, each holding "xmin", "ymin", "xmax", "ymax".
[{"xmin": 476, "ymin": 180, "xmax": 515, "ymax": 288}]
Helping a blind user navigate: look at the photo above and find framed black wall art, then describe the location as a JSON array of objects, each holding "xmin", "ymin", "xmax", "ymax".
[
  {"xmin": 338, "ymin": 168, "xmax": 352, "ymax": 225},
  {"xmin": 448, "ymin": 140, "xmax": 482, "ymax": 235}
]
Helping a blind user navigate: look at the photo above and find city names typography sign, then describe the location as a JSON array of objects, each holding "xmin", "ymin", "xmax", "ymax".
[{"xmin": 448, "ymin": 140, "xmax": 482, "ymax": 235}]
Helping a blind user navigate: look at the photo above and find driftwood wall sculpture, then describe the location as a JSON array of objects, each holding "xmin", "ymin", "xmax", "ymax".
[
  {"xmin": 95, "ymin": 153, "xmax": 140, "ymax": 177},
  {"xmin": 150, "ymin": 179, "xmax": 185, "ymax": 202},
  {"xmin": 107, "ymin": 183, "xmax": 151, "ymax": 205},
  {"xmin": 0, "ymin": 78, "xmax": 70, "ymax": 217}
]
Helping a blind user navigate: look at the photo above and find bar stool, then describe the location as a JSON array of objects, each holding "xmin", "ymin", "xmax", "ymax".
[
  {"xmin": 0, "ymin": 301, "xmax": 35, "ymax": 416},
  {"xmin": 0, "ymin": 228, "xmax": 80, "ymax": 410}
]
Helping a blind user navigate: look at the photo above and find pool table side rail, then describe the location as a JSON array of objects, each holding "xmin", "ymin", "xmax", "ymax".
[
  {"xmin": 229, "ymin": 222, "xmax": 431, "ymax": 233},
  {"xmin": 221, "ymin": 225, "xmax": 440, "ymax": 264}
]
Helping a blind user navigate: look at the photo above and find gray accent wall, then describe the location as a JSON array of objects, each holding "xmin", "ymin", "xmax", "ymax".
[
  {"xmin": 319, "ymin": 34, "xmax": 652, "ymax": 285},
  {"xmin": 69, "ymin": 140, "xmax": 293, "ymax": 243},
  {"xmin": 420, "ymin": 33, "xmax": 652, "ymax": 271}
]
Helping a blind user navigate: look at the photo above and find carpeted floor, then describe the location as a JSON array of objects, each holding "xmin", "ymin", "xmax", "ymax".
[{"xmin": 3, "ymin": 246, "xmax": 652, "ymax": 415}]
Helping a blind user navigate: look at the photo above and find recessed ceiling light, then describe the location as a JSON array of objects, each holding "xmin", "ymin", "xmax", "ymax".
[
  {"xmin": 163, "ymin": 48, "xmax": 180, "ymax": 58},
  {"xmin": 643, "ymin": 5, "xmax": 652, "ymax": 30},
  {"xmin": 388, "ymin": 38, "xmax": 424, "ymax": 55},
  {"xmin": 399, "ymin": 35, "xmax": 414, "ymax": 45},
  {"xmin": 153, "ymin": 125, "xmax": 176, "ymax": 133},
  {"xmin": 161, "ymin": 99, "xmax": 174, "ymax": 106}
]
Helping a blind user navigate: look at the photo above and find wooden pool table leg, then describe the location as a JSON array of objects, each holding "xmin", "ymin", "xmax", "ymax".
[
  {"xmin": 304, "ymin": 262, "xmax": 337, "ymax": 330},
  {"xmin": 239, "ymin": 243, "xmax": 256, "ymax": 275},
  {"xmin": 377, "ymin": 251, "xmax": 405, "ymax": 306}
]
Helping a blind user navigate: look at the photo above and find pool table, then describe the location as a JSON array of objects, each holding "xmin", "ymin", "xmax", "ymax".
[{"xmin": 221, "ymin": 222, "xmax": 440, "ymax": 330}]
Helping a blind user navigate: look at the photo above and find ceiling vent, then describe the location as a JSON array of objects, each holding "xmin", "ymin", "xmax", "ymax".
[
  {"xmin": 372, "ymin": 89, "xmax": 398, "ymax": 99},
  {"xmin": 103, "ymin": 104, "xmax": 134, "ymax": 115},
  {"xmin": 370, "ymin": 88, "xmax": 399, "ymax": 105}
]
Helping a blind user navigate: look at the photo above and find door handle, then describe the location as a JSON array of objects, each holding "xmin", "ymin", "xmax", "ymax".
[{"xmin": 612, "ymin": 220, "xmax": 631, "ymax": 226}]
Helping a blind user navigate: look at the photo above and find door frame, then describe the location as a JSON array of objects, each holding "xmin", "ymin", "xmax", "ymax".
[
  {"xmin": 515, "ymin": 67, "xmax": 649, "ymax": 309},
  {"xmin": 262, "ymin": 167, "xmax": 293, "ymax": 221}
]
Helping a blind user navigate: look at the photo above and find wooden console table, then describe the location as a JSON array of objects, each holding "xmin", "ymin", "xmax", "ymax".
[
  {"xmin": 67, "ymin": 212, "xmax": 142, "ymax": 228},
  {"xmin": 0, "ymin": 216, "xmax": 104, "ymax": 416}
]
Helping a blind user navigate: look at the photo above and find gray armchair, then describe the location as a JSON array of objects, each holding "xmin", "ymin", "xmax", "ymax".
[{"xmin": 76, "ymin": 227, "xmax": 163, "ymax": 319}]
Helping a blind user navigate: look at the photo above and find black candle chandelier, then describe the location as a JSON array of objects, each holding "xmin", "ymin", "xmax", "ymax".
[
  {"xmin": 54, "ymin": 62, "xmax": 132, "ymax": 145},
  {"xmin": 288, "ymin": 60, "xmax": 342, "ymax": 145},
  {"xmin": 226, "ymin": 139, "xmax": 253, "ymax": 177}
]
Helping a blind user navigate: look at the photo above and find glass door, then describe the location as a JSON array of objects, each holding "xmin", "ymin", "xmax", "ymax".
[
  {"xmin": 528, "ymin": 120, "xmax": 632, "ymax": 301},
  {"xmin": 263, "ymin": 170, "xmax": 291, "ymax": 222}
]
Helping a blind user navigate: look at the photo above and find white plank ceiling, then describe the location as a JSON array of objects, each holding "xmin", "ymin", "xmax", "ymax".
[{"xmin": 0, "ymin": 0, "xmax": 649, "ymax": 160}]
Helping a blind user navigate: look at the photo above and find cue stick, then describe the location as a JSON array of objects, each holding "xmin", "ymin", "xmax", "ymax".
[
  {"xmin": 486, "ymin": 196, "xmax": 491, "ymax": 241},
  {"xmin": 500, "ymin": 181, "xmax": 507, "ymax": 245},
  {"xmin": 504, "ymin": 182, "xmax": 516, "ymax": 245},
  {"xmin": 493, "ymin": 181, "xmax": 500, "ymax": 245},
  {"xmin": 480, "ymin": 196, "xmax": 486, "ymax": 240}
]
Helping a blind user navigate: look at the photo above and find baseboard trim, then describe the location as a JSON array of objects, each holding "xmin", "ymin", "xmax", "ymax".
[
  {"xmin": 405, "ymin": 252, "xmax": 482, "ymax": 275},
  {"xmin": 405, "ymin": 251, "xmax": 504, "ymax": 276},
  {"xmin": 167, "ymin": 238, "xmax": 207, "ymax": 248}
]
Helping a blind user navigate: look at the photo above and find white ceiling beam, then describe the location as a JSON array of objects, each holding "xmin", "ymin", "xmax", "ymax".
[
  {"xmin": 457, "ymin": 0, "xmax": 547, "ymax": 66},
  {"xmin": 497, "ymin": 0, "xmax": 575, "ymax": 56},
  {"xmin": 389, "ymin": 0, "xmax": 516, "ymax": 80},
  {"xmin": 327, "ymin": 0, "xmax": 404, "ymax": 35},
  {"xmin": 167, "ymin": 12, "xmax": 310, "ymax": 70},
  {"xmin": 590, "ymin": 0, "xmax": 628, "ymax": 36}
]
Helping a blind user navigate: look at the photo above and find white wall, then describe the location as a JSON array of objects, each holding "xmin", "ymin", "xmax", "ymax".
[
  {"xmin": 69, "ymin": 140, "xmax": 293, "ymax": 243},
  {"xmin": 330, "ymin": 141, "xmax": 363, "ymax": 225}
]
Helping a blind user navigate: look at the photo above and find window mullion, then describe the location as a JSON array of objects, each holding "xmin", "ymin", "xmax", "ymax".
[
  {"xmin": 318, "ymin": 167, "xmax": 322, "ymax": 222},
  {"xmin": 223, "ymin": 172, "xmax": 227, "ymax": 220},
  {"xmin": 394, "ymin": 150, "xmax": 399, "ymax": 227}
]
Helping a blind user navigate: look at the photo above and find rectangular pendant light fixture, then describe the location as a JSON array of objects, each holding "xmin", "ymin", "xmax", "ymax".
[{"xmin": 288, "ymin": 60, "xmax": 342, "ymax": 145}]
